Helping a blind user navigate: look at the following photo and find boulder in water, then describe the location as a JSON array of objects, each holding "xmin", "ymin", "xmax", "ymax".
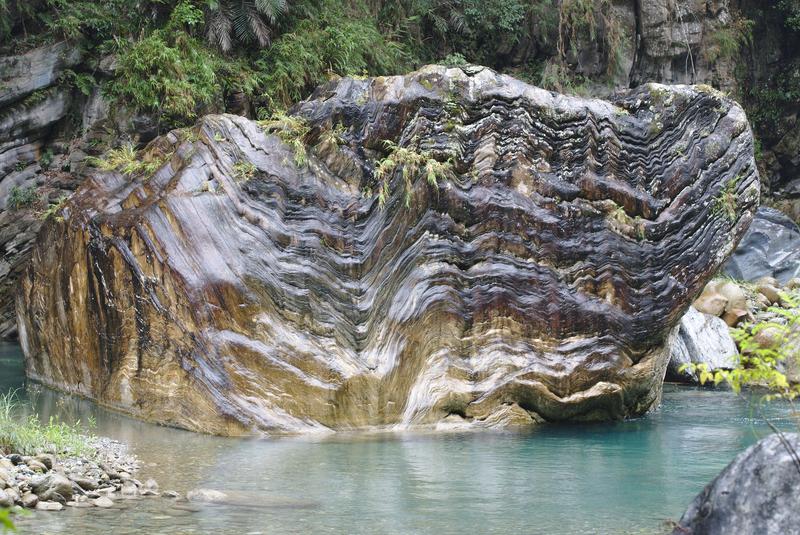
[
  {"xmin": 675, "ymin": 432, "xmax": 800, "ymax": 535},
  {"xmin": 17, "ymin": 66, "xmax": 759, "ymax": 434}
]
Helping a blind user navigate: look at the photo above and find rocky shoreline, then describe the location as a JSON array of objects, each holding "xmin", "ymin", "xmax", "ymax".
[{"xmin": 0, "ymin": 436, "xmax": 177, "ymax": 513}]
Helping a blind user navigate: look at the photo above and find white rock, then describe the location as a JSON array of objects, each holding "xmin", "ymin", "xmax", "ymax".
[
  {"xmin": 667, "ymin": 306, "xmax": 738, "ymax": 383},
  {"xmin": 92, "ymin": 496, "xmax": 114, "ymax": 508}
]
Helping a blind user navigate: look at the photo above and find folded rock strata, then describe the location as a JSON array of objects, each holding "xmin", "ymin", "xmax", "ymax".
[{"xmin": 16, "ymin": 65, "xmax": 759, "ymax": 434}]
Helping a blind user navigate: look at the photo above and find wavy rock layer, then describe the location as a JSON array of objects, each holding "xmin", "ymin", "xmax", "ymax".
[{"xmin": 16, "ymin": 66, "xmax": 759, "ymax": 434}]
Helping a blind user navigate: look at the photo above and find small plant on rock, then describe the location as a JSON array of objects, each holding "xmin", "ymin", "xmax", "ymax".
[
  {"xmin": 7, "ymin": 185, "xmax": 40, "ymax": 210},
  {"xmin": 259, "ymin": 111, "xmax": 311, "ymax": 167},
  {"xmin": 89, "ymin": 144, "xmax": 172, "ymax": 179},
  {"xmin": 232, "ymin": 161, "xmax": 257, "ymax": 182},
  {"xmin": 40, "ymin": 196, "xmax": 69, "ymax": 222},
  {"xmin": 713, "ymin": 174, "xmax": 742, "ymax": 222},
  {"xmin": 373, "ymin": 140, "xmax": 455, "ymax": 208}
]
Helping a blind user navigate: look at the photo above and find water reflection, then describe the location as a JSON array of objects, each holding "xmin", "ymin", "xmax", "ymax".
[{"xmin": 1, "ymin": 342, "xmax": 794, "ymax": 535}]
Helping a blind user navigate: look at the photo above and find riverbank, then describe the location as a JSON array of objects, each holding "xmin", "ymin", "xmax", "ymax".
[{"xmin": 0, "ymin": 436, "xmax": 168, "ymax": 512}]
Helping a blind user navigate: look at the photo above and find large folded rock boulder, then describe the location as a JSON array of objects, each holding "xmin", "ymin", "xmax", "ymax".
[
  {"xmin": 674, "ymin": 432, "xmax": 800, "ymax": 535},
  {"xmin": 722, "ymin": 207, "xmax": 800, "ymax": 284},
  {"xmin": 16, "ymin": 66, "xmax": 759, "ymax": 435}
]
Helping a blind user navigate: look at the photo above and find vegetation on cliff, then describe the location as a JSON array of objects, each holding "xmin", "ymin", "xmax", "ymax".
[
  {"xmin": 2, "ymin": 1, "xmax": 799, "ymax": 181},
  {"xmin": 0, "ymin": 0, "xmax": 632, "ymax": 129}
]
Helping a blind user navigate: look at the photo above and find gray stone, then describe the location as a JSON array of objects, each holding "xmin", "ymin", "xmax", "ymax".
[
  {"xmin": 35, "ymin": 500, "xmax": 63, "ymax": 511},
  {"xmin": 186, "ymin": 488, "xmax": 229, "ymax": 504},
  {"xmin": 21, "ymin": 492, "xmax": 38, "ymax": 508},
  {"xmin": 143, "ymin": 478, "xmax": 158, "ymax": 491},
  {"xmin": 0, "ymin": 488, "xmax": 12, "ymax": 507},
  {"xmin": 33, "ymin": 454, "xmax": 54, "ymax": 470},
  {"xmin": 31, "ymin": 472, "xmax": 73, "ymax": 502},
  {"xmin": 666, "ymin": 306, "xmax": 738, "ymax": 383},
  {"xmin": 723, "ymin": 207, "xmax": 800, "ymax": 285},
  {"xmin": 675, "ymin": 432, "xmax": 800, "ymax": 535},
  {"xmin": 120, "ymin": 480, "xmax": 138, "ymax": 497},
  {"xmin": 92, "ymin": 496, "xmax": 114, "ymax": 508},
  {"xmin": 0, "ymin": 42, "xmax": 82, "ymax": 106},
  {"xmin": 26, "ymin": 459, "xmax": 47, "ymax": 473},
  {"xmin": 70, "ymin": 476, "xmax": 98, "ymax": 491},
  {"xmin": 4, "ymin": 487, "xmax": 20, "ymax": 505}
]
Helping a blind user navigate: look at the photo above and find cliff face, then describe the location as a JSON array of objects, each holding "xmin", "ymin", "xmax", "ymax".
[{"xmin": 15, "ymin": 66, "xmax": 759, "ymax": 434}]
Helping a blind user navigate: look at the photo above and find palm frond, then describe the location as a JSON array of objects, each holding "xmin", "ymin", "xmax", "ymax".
[{"xmin": 205, "ymin": 7, "xmax": 233, "ymax": 52}]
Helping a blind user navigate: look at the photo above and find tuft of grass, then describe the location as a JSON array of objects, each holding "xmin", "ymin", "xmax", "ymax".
[
  {"xmin": 0, "ymin": 390, "xmax": 95, "ymax": 458},
  {"xmin": 232, "ymin": 161, "xmax": 257, "ymax": 182},
  {"xmin": 89, "ymin": 144, "xmax": 172, "ymax": 178},
  {"xmin": 40, "ymin": 195, "xmax": 69, "ymax": 222},
  {"xmin": 713, "ymin": 174, "xmax": 743, "ymax": 222},
  {"xmin": 373, "ymin": 140, "xmax": 455, "ymax": 208},
  {"xmin": 7, "ymin": 185, "xmax": 40, "ymax": 210},
  {"xmin": 258, "ymin": 111, "xmax": 311, "ymax": 167}
]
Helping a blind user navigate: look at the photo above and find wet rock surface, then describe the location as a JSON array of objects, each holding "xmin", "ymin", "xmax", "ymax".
[
  {"xmin": 675, "ymin": 432, "xmax": 800, "ymax": 535},
  {"xmin": 17, "ymin": 66, "xmax": 759, "ymax": 434},
  {"xmin": 722, "ymin": 207, "xmax": 800, "ymax": 284}
]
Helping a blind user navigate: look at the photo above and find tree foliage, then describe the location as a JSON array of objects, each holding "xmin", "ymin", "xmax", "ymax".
[{"xmin": 682, "ymin": 292, "xmax": 800, "ymax": 402}]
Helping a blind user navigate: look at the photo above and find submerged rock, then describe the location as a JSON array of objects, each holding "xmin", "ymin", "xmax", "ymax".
[
  {"xmin": 666, "ymin": 307, "xmax": 738, "ymax": 383},
  {"xmin": 17, "ymin": 66, "xmax": 759, "ymax": 434},
  {"xmin": 186, "ymin": 488, "xmax": 228, "ymax": 504},
  {"xmin": 675, "ymin": 432, "xmax": 800, "ymax": 535}
]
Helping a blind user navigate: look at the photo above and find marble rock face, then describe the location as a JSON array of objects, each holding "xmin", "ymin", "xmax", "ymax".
[{"xmin": 16, "ymin": 66, "xmax": 759, "ymax": 435}]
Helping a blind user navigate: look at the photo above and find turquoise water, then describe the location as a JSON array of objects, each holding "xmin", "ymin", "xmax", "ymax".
[{"xmin": 0, "ymin": 341, "xmax": 794, "ymax": 535}]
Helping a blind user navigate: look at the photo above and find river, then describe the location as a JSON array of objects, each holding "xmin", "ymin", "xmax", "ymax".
[{"xmin": 1, "ymin": 341, "xmax": 794, "ymax": 535}]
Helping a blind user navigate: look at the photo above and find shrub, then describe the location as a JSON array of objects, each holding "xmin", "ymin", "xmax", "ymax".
[
  {"xmin": 7, "ymin": 185, "xmax": 39, "ymax": 210},
  {"xmin": 255, "ymin": 3, "xmax": 407, "ymax": 111},
  {"xmin": 107, "ymin": 3, "xmax": 219, "ymax": 128}
]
